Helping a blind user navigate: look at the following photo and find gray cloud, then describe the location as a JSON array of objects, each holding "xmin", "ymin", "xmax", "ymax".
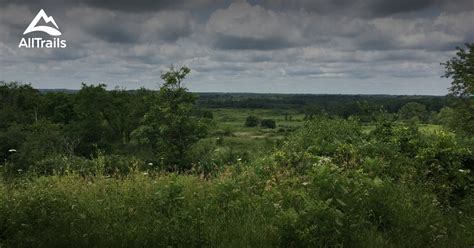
[
  {"xmin": 0, "ymin": 0, "xmax": 221, "ymax": 13},
  {"xmin": 64, "ymin": 7, "xmax": 194, "ymax": 44},
  {"xmin": 212, "ymin": 35, "xmax": 294, "ymax": 50},
  {"xmin": 368, "ymin": 0, "xmax": 434, "ymax": 16},
  {"xmin": 0, "ymin": 0, "xmax": 473, "ymax": 94},
  {"xmin": 206, "ymin": 1, "xmax": 304, "ymax": 50},
  {"xmin": 259, "ymin": 0, "xmax": 474, "ymax": 17}
]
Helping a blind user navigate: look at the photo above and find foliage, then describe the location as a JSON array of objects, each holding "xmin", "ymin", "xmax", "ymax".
[
  {"xmin": 244, "ymin": 115, "xmax": 259, "ymax": 127},
  {"xmin": 197, "ymin": 93, "xmax": 447, "ymax": 120},
  {"xmin": 0, "ymin": 114, "xmax": 473, "ymax": 247},
  {"xmin": 443, "ymin": 43, "xmax": 474, "ymax": 134},
  {"xmin": 436, "ymin": 106, "xmax": 457, "ymax": 127},
  {"xmin": 1, "ymin": 160, "xmax": 472, "ymax": 247},
  {"xmin": 0, "ymin": 81, "xmax": 451, "ymax": 172},
  {"xmin": 443, "ymin": 43, "xmax": 474, "ymax": 98},
  {"xmin": 69, "ymin": 83, "xmax": 115, "ymax": 155},
  {"xmin": 260, "ymin": 119, "xmax": 276, "ymax": 129},
  {"xmin": 398, "ymin": 102, "xmax": 427, "ymax": 122},
  {"xmin": 414, "ymin": 131, "xmax": 473, "ymax": 204},
  {"xmin": 282, "ymin": 117, "xmax": 362, "ymax": 159},
  {"xmin": 0, "ymin": 82, "xmax": 40, "ymax": 129},
  {"xmin": 132, "ymin": 66, "xmax": 210, "ymax": 170}
]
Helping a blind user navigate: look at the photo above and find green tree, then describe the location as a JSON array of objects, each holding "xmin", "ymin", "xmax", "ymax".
[
  {"xmin": 436, "ymin": 107, "xmax": 456, "ymax": 128},
  {"xmin": 0, "ymin": 82, "xmax": 41, "ymax": 129},
  {"xmin": 245, "ymin": 115, "xmax": 259, "ymax": 127},
  {"xmin": 444, "ymin": 43, "xmax": 474, "ymax": 97},
  {"xmin": 443, "ymin": 43, "xmax": 474, "ymax": 134},
  {"xmin": 17, "ymin": 120, "xmax": 64, "ymax": 170},
  {"xmin": 260, "ymin": 119, "xmax": 276, "ymax": 129},
  {"xmin": 68, "ymin": 84, "xmax": 114, "ymax": 155},
  {"xmin": 133, "ymin": 66, "xmax": 209, "ymax": 170},
  {"xmin": 398, "ymin": 102, "xmax": 427, "ymax": 122},
  {"xmin": 41, "ymin": 92, "xmax": 75, "ymax": 124},
  {"xmin": 106, "ymin": 88, "xmax": 151, "ymax": 146}
]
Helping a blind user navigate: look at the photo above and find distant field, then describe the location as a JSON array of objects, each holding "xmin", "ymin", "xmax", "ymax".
[
  {"xmin": 211, "ymin": 108, "xmax": 305, "ymax": 129},
  {"xmin": 206, "ymin": 108, "xmax": 445, "ymax": 158},
  {"xmin": 197, "ymin": 108, "xmax": 304, "ymax": 160}
]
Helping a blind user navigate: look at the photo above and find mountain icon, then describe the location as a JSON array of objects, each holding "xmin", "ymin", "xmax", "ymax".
[{"xmin": 23, "ymin": 9, "xmax": 62, "ymax": 36}]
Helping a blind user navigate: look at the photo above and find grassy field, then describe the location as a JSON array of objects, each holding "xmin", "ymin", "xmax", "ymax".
[
  {"xmin": 212, "ymin": 108, "xmax": 305, "ymax": 127},
  {"xmin": 200, "ymin": 108, "xmax": 305, "ymax": 161},
  {"xmin": 205, "ymin": 108, "xmax": 446, "ymax": 159}
]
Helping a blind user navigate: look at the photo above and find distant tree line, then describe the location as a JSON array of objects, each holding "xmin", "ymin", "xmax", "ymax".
[{"xmin": 197, "ymin": 93, "xmax": 449, "ymax": 120}]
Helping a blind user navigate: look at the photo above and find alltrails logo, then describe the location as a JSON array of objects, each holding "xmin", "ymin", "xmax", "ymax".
[{"xmin": 18, "ymin": 9, "xmax": 67, "ymax": 48}]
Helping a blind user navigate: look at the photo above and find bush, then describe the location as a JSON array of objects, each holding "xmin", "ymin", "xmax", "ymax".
[
  {"xmin": 245, "ymin": 115, "xmax": 259, "ymax": 127},
  {"xmin": 260, "ymin": 119, "xmax": 276, "ymax": 129},
  {"xmin": 414, "ymin": 131, "xmax": 473, "ymax": 204},
  {"xmin": 282, "ymin": 117, "xmax": 363, "ymax": 160},
  {"xmin": 398, "ymin": 102, "xmax": 427, "ymax": 122}
]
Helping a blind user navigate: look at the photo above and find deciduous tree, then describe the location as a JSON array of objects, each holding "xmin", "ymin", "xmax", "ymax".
[
  {"xmin": 133, "ymin": 66, "xmax": 209, "ymax": 170},
  {"xmin": 443, "ymin": 43, "xmax": 474, "ymax": 134}
]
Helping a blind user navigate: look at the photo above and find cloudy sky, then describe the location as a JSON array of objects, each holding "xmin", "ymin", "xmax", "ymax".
[{"xmin": 0, "ymin": 0, "xmax": 473, "ymax": 94}]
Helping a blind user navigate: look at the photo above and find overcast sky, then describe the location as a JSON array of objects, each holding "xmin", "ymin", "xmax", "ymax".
[{"xmin": 1, "ymin": 0, "xmax": 473, "ymax": 94}]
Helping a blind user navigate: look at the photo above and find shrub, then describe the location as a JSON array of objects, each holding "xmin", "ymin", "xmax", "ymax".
[
  {"xmin": 414, "ymin": 131, "xmax": 473, "ymax": 205},
  {"xmin": 260, "ymin": 119, "xmax": 276, "ymax": 129},
  {"xmin": 398, "ymin": 102, "xmax": 427, "ymax": 122},
  {"xmin": 282, "ymin": 117, "xmax": 363, "ymax": 161},
  {"xmin": 245, "ymin": 115, "xmax": 259, "ymax": 127}
]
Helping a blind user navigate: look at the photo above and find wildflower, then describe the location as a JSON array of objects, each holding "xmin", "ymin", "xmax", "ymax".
[
  {"xmin": 8, "ymin": 149, "xmax": 17, "ymax": 153},
  {"xmin": 143, "ymin": 172, "xmax": 149, "ymax": 176},
  {"xmin": 148, "ymin": 162, "xmax": 153, "ymax": 166}
]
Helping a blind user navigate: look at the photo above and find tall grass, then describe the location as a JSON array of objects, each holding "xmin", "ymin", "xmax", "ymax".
[{"xmin": 1, "ymin": 164, "xmax": 472, "ymax": 247}]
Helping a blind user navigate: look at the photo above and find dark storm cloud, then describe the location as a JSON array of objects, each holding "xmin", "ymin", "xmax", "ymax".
[
  {"xmin": 259, "ymin": 0, "xmax": 474, "ymax": 17},
  {"xmin": 257, "ymin": 0, "xmax": 430, "ymax": 16},
  {"xmin": 63, "ymin": 7, "xmax": 194, "ymax": 44},
  {"xmin": 81, "ymin": 0, "xmax": 226, "ymax": 13},
  {"xmin": 213, "ymin": 35, "xmax": 295, "ymax": 50},
  {"xmin": 79, "ymin": 0, "xmax": 190, "ymax": 12},
  {"xmin": 0, "ymin": 0, "xmax": 221, "ymax": 12},
  {"xmin": 88, "ymin": 24, "xmax": 138, "ymax": 44},
  {"xmin": 368, "ymin": 0, "xmax": 435, "ymax": 16},
  {"xmin": 1, "ymin": 0, "xmax": 473, "ymax": 94},
  {"xmin": 1, "ymin": 0, "xmax": 473, "ymax": 16}
]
